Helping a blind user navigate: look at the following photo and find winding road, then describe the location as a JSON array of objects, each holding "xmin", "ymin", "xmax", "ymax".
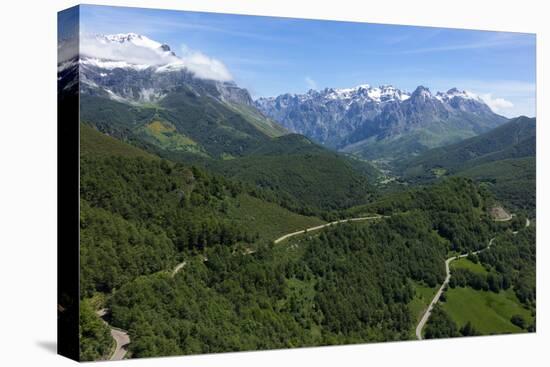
[
  {"xmin": 96, "ymin": 308, "xmax": 130, "ymax": 360},
  {"xmin": 415, "ymin": 238, "xmax": 495, "ymax": 340},
  {"xmin": 96, "ymin": 257, "xmax": 193, "ymax": 360},
  {"xmin": 168, "ymin": 218, "xmax": 386, "ymax": 277},
  {"xmin": 109, "ymin": 328, "xmax": 130, "ymax": 360},
  {"xmin": 273, "ymin": 215, "xmax": 387, "ymax": 244},
  {"xmin": 415, "ymin": 216, "xmax": 530, "ymax": 340}
]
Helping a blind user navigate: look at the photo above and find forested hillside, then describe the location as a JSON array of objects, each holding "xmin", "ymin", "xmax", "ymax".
[
  {"xmin": 80, "ymin": 135, "xmax": 326, "ymax": 295},
  {"xmin": 347, "ymin": 178, "xmax": 492, "ymax": 253},
  {"xmin": 402, "ymin": 116, "xmax": 535, "ymax": 175},
  {"xmin": 80, "ymin": 92, "xmax": 380, "ymax": 217},
  {"xmin": 78, "ymin": 118, "xmax": 535, "ymax": 359},
  {"xmin": 207, "ymin": 134, "xmax": 377, "ymax": 214},
  {"xmin": 100, "ymin": 178, "xmax": 499, "ymax": 358},
  {"xmin": 399, "ymin": 117, "xmax": 536, "ymax": 216},
  {"xmin": 78, "ymin": 125, "xmax": 325, "ymax": 359},
  {"xmin": 80, "ymin": 90, "xmax": 283, "ymax": 159},
  {"xmin": 460, "ymin": 157, "xmax": 535, "ymax": 216}
]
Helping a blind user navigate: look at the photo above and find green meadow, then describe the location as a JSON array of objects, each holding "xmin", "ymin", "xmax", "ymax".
[{"xmin": 442, "ymin": 287, "xmax": 533, "ymax": 334}]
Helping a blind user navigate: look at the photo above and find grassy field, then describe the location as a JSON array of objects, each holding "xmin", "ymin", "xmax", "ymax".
[
  {"xmin": 145, "ymin": 120, "xmax": 198, "ymax": 146},
  {"xmin": 227, "ymin": 194, "xmax": 325, "ymax": 243},
  {"xmin": 451, "ymin": 258, "xmax": 488, "ymax": 275},
  {"xmin": 139, "ymin": 120, "xmax": 210, "ymax": 157},
  {"xmin": 442, "ymin": 287, "xmax": 533, "ymax": 334}
]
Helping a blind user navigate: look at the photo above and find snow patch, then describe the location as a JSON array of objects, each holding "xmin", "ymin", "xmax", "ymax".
[
  {"xmin": 104, "ymin": 88, "xmax": 130, "ymax": 103},
  {"xmin": 316, "ymin": 84, "xmax": 410, "ymax": 105},
  {"xmin": 101, "ymin": 33, "xmax": 162, "ymax": 50},
  {"xmin": 81, "ymin": 57, "xmax": 151, "ymax": 71}
]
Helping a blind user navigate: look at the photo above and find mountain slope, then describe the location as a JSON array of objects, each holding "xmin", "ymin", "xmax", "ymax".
[
  {"xmin": 80, "ymin": 90, "xmax": 277, "ymax": 159},
  {"xmin": 80, "ymin": 122, "xmax": 158, "ymax": 160},
  {"xmin": 80, "ymin": 91, "xmax": 380, "ymax": 215},
  {"xmin": 459, "ymin": 157, "xmax": 535, "ymax": 214},
  {"xmin": 70, "ymin": 33, "xmax": 379, "ymax": 214},
  {"xmin": 256, "ymin": 85, "xmax": 508, "ymax": 161},
  {"xmin": 65, "ymin": 32, "xmax": 287, "ymax": 153},
  {"xmin": 79, "ymin": 126, "xmax": 326, "ymax": 299},
  {"xmin": 401, "ymin": 116, "xmax": 535, "ymax": 176},
  {"xmin": 80, "ymin": 93, "xmax": 379, "ymax": 216},
  {"xmin": 400, "ymin": 116, "xmax": 536, "ymax": 214},
  {"xmin": 104, "ymin": 176, "xmax": 505, "ymax": 358},
  {"xmin": 203, "ymin": 134, "xmax": 378, "ymax": 214}
]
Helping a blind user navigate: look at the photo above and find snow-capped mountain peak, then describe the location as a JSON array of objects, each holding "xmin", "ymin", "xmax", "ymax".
[
  {"xmin": 81, "ymin": 33, "xmax": 178, "ymax": 67},
  {"xmin": 101, "ymin": 33, "xmax": 160, "ymax": 47},
  {"xmin": 68, "ymin": 32, "xmax": 233, "ymax": 83},
  {"xmin": 255, "ymin": 82, "xmax": 505, "ymax": 149},
  {"xmin": 435, "ymin": 87, "xmax": 482, "ymax": 102},
  {"xmin": 95, "ymin": 33, "xmax": 177, "ymax": 57},
  {"xmin": 103, "ymin": 33, "xmax": 154, "ymax": 45},
  {"xmin": 292, "ymin": 84, "xmax": 484, "ymax": 106},
  {"xmin": 411, "ymin": 85, "xmax": 432, "ymax": 100},
  {"xmin": 299, "ymin": 84, "xmax": 410, "ymax": 104},
  {"xmin": 58, "ymin": 32, "xmax": 237, "ymax": 104}
]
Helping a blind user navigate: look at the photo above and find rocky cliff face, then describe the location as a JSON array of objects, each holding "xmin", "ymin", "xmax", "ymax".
[
  {"xmin": 255, "ymin": 85, "xmax": 407, "ymax": 147},
  {"xmin": 77, "ymin": 60, "xmax": 254, "ymax": 107}
]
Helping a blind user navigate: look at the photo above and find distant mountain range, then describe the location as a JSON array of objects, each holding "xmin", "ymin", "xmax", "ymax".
[{"xmin": 256, "ymin": 84, "xmax": 508, "ymax": 161}]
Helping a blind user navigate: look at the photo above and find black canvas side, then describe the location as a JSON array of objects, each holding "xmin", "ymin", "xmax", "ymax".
[{"xmin": 57, "ymin": 5, "xmax": 80, "ymax": 362}]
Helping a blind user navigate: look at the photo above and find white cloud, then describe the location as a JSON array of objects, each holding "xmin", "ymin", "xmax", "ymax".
[
  {"xmin": 305, "ymin": 76, "xmax": 318, "ymax": 90},
  {"xmin": 479, "ymin": 93, "xmax": 514, "ymax": 112},
  {"xmin": 177, "ymin": 44, "xmax": 232, "ymax": 81},
  {"xmin": 58, "ymin": 36, "xmax": 79, "ymax": 64},
  {"xmin": 79, "ymin": 34, "xmax": 232, "ymax": 82}
]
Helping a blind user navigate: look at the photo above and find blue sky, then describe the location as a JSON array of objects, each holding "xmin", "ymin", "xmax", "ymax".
[{"xmin": 78, "ymin": 5, "xmax": 536, "ymax": 117}]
